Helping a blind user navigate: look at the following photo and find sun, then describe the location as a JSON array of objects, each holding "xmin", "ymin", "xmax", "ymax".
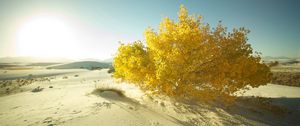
[{"xmin": 16, "ymin": 16, "xmax": 80, "ymax": 59}]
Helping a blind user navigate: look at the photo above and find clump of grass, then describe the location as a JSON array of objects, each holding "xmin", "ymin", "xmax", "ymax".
[
  {"xmin": 92, "ymin": 81, "xmax": 125, "ymax": 97},
  {"xmin": 92, "ymin": 88, "xmax": 125, "ymax": 97},
  {"xmin": 31, "ymin": 86, "xmax": 44, "ymax": 93}
]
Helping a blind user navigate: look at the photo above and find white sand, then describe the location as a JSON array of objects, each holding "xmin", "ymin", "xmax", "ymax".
[
  {"xmin": 242, "ymin": 84, "xmax": 300, "ymax": 98},
  {"xmin": 0, "ymin": 69, "xmax": 299, "ymax": 126}
]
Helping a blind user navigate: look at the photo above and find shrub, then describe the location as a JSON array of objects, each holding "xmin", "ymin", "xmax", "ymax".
[
  {"xmin": 107, "ymin": 67, "xmax": 115, "ymax": 73},
  {"xmin": 268, "ymin": 61, "xmax": 279, "ymax": 67},
  {"xmin": 113, "ymin": 5, "xmax": 272, "ymax": 104},
  {"xmin": 271, "ymin": 72, "xmax": 300, "ymax": 87}
]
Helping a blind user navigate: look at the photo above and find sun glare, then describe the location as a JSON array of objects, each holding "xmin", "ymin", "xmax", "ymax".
[{"xmin": 16, "ymin": 16, "xmax": 81, "ymax": 59}]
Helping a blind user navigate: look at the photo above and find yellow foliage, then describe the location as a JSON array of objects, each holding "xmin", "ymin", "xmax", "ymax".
[{"xmin": 113, "ymin": 5, "xmax": 272, "ymax": 103}]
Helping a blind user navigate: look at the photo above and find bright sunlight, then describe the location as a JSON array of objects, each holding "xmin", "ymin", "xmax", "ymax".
[{"xmin": 16, "ymin": 16, "xmax": 81, "ymax": 58}]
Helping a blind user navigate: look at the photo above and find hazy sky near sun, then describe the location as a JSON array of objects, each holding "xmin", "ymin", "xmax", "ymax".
[{"xmin": 0, "ymin": 0, "xmax": 299, "ymax": 59}]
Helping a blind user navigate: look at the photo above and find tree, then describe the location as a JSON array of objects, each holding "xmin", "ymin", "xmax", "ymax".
[
  {"xmin": 113, "ymin": 5, "xmax": 272, "ymax": 104},
  {"xmin": 113, "ymin": 41, "xmax": 154, "ymax": 86}
]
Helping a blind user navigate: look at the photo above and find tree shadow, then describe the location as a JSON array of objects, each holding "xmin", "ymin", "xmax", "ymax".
[
  {"xmin": 172, "ymin": 97, "xmax": 300, "ymax": 126},
  {"xmin": 229, "ymin": 97, "xmax": 300, "ymax": 126}
]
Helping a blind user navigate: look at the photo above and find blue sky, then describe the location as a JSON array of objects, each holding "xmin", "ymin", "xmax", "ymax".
[{"xmin": 0, "ymin": 0, "xmax": 299, "ymax": 59}]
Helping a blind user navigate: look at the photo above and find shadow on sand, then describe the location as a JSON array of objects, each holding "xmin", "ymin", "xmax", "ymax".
[
  {"xmin": 92, "ymin": 88, "xmax": 300, "ymax": 125},
  {"xmin": 172, "ymin": 97, "xmax": 300, "ymax": 126},
  {"xmin": 231, "ymin": 97, "xmax": 300, "ymax": 126}
]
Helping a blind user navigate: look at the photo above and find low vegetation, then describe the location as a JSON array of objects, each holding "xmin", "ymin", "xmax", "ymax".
[
  {"xmin": 272, "ymin": 72, "xmax": 300, "ymax": 87},
  {"xmin": 31, "ymin": 86, "xmax": 44, "ymax": 92},
  {"xmin": 0, "ymin": 77, "xmax": 52, "ymax": 95},
  {"xmin": 107, "ymin": 67, "xmax": 115, "ymax": 73},
  {"xmin": 113, "ymin": 5, "xmax": 272, "ymax": 104},
  {"xmin": 92, "ymin": 88, "xmax": 125, "ymax": 97},
  {"xmin": 268, "ymin": 61, "xmax": 279, "ymax": 67}
]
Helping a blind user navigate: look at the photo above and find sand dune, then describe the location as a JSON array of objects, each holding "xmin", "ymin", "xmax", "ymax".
[{"xmin": 47, "ymin": 61, "xmax": 111, "ymax": 70}]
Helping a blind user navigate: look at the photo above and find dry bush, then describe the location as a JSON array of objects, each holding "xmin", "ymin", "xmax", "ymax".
[
  {"xmin": 272, "ymin": 72, "xmax": 300, "ymax": 87},
  {"xmin": 107, "ymin": 67, "xmax": 115, "ymax": 73},
  {"xmin": 268, "ymin": 61, "xmax": 279, "ymax": 67},
  {"xmin": 113, "ymin": 5, "xmax": 271, "ymax": 104},
  {"xmin": 31, "ymin": 86, "xmax": 44, "ymax": 93}
]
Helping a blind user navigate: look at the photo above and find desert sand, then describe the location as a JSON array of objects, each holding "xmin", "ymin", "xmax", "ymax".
[{"xmin": 0, "ymin": 68, "xmax": 299, "ymax": 126}]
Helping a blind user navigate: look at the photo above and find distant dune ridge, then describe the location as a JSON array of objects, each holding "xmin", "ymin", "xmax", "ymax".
[
  {"xmin": 0, "ymin": 57, "xmax": 113, "ymax": 71},
  {"xmin": 263, "ymin": 56, "xmax": 299, "ymax": 64},
  {"xmin": 47, "ymin": 61, "xmax": 112, "ymax": 70}
]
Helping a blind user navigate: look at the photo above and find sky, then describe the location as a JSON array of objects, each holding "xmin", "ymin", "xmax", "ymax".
[{"xmin": 0, "ymin": 0, "xmax": 299, "ymax": 60}]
